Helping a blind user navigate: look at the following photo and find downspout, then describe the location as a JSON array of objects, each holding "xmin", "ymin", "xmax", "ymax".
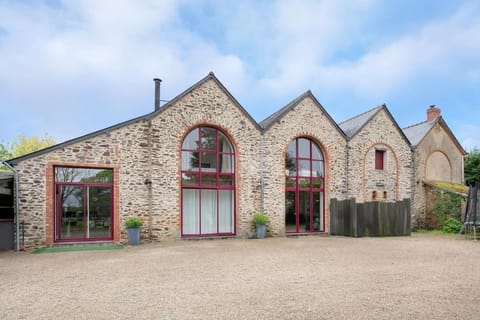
[
  {"xmin": 259, "ymin": 133, "xmax": 265, "ymax": 213},
  {"xmin": 345, "ymin": 142, "xmax": 350, "ymax": 199},
  {"xmin": 2, "ymin": 160, "xmax": 20, "ymax": 252},
  {"xmin": 146, "ymin": 119, "xmax": 153, "ymax": 240}
]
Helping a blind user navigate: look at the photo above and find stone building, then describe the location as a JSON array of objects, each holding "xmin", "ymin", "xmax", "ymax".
[
  {"xmin": 4, "ymin": 73, "xmax": 465, "ymax": 248},
  {"xmin": 339, "ymin": 105, "xmax": 412, "ymax": 204},
  {"xmin": 403, "ymin": 106, "xmax": 466, "ymax": 228}
]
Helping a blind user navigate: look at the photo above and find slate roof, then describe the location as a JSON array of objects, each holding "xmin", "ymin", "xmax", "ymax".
[
  {"xmin": 7, "ymin": 72, "xmax": 262, "ymax": 165},
  {"xmin": 402, "ymin": 120, "xmax": 436, "ymax": 147},
  {"xmin": 402, "ymin": 116, "xmax": 467, "ymax": 154},
  {"xmin": 338, "ymin": 105, "xmax": 383, "ymax": 138},
  {"xmin": 259, "ymin": 91, "xmax": 346, "ymax": 138}
]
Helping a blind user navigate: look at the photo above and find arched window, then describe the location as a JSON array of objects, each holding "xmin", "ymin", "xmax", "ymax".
[
  {"xmin": 285, "ymin": 137, "xmax": 325, "ymax": 233},
  {"xmin": 181, "ymin": 127, "xmax": 235, "ymax": 236}
]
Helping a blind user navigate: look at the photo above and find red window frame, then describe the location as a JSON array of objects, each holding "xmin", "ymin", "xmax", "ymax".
[
  {"xmin": 285, "ymin": 138, "xmax": 325, "ymax": 233},
  {"xmin": 54, "ymin": 167, "xmax": 114, "ymax": 242},
  {"xmin": 181, "ymin": 127, "xmax": 236, "ymax": 237},
  {"xmin": 375, "ymin": 150, "xmax": 385, "ymax": 170}
]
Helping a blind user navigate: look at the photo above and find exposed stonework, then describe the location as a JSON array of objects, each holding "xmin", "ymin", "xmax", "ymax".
[
  {"xmin": 6, "ymin": 74, "xmax": 464, "ymax": 248},
  {"xmin": 346, "ymin": 109, "xmax": 412, "ymax": 203},
  {"xmin": 261, "ymin": 95, "xmax": 347, "ymax": 235}
]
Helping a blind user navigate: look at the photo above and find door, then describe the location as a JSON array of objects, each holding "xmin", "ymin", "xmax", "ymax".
[
  {"xmin": 56, "ymin": 184, "xmax": 112, "ymax": 241},
  {"xmin": 285, "ymin": 138, "xmax": 325, "ymax": 233}
]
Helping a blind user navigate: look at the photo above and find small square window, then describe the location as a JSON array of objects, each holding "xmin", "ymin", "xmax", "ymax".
[{"xmin": 375, "ymin": 150, "xmax": 385, "ymax": 170}]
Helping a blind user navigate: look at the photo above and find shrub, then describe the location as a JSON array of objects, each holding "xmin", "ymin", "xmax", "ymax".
[
  {"xmin": 253, "ymin": 212, "xmax": 268, "ymax": 225},
  {"xmin": 125, "ymin": 217, "xmax": 144, "ymax": 229},
  {"xmin": 442, "ymin": 218, "xmax": 462, "ymax": 234}
]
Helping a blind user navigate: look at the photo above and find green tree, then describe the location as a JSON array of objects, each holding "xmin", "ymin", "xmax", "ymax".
[
  {"xmin": 465, "ymin": 147, "xmax": 480, "ymax": 186},
  {"xmin": 0, "ymin": 134, "xmax": 56, "ymax": 170},
  {"xmin": 10, "ymin": 134, "xmax": 56, "ymax": 158},
  {"xmin": 0, "ymin": 143, "xmax": 13, "ymax": 170}
]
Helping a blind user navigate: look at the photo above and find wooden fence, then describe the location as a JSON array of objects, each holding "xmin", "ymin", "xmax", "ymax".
[{"xmin": 330, "ymin": 198, "xmax": 411, "ymax": 237}]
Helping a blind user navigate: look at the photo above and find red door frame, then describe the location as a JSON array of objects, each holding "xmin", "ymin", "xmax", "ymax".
[
  {"xmin": 55, "ymin": 182, "xmax": 114, "ymax": 242},
  {"xmin": 286, "ymin": 138, "xmax": 325, "ymax": 233}
]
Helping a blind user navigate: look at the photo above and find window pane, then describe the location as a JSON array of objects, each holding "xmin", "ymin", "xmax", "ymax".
[
  {"xmin": 201, "ymin": 127, "xmax": 216, "ymax": 150},
  {"xmin": 219, "ymin": 132, "xmax": 233, "ymax": 153},
  {"xmin": 201, "ymin": 190, "xmax": 217, "ymax": 234},
  {"xmin": 286, "ymin": 140, "xmax": 296, "ymax": 158},
  {"xmin": 285, "ymin": 157, "xmax": 296, "ymax": 176},
  {"xmin": 299, "ymin": 191, "xmax": 310, "ymax": 232},
  {"xmin": 60, "ymin": 185, "xmax": 84, "ymax": 239},
  {"xmin": 219, "ymin": 154, "xmax": 234, "ymax": 173},
  {"xmin": 87, "ymin": 186, "xmax": 111, "ymax": 239},
  {"xmin": 55, "ymin": 167, "xmax": 112, "ymax": 183},
  {"xmin": 182, "ymin": 129, "xmax": 199, "ymax": 150},
  {"xmin": 312, "ymin": 179, "xmax": 323, "ymax": 189},
  {"xmin": 285, "ymin": 191, "xmax": 296, "ymax": 233},
  {"xmin": 312, "ymin": 161, "xmax": 324, "ymax": 177},
  {"xmin": 182, "ymin": 173, "xmax": 199, "ymax": 185},
  {"xmin": 182, "ymin": 151, "xmax": 200, "ymax": 171},
  {"xmin": 313, "ymin": 192, "xmax": 324, "ymax": 231},
  {"xmin": 182, "ymin": 189, "xmax": 199, "ymax": 234},
  {"xmin": 298, "ymin": 138, "xmax": 310, "ymax": 158},
  {"xmin": 298, "ymin": 160, "xmax": 311, "ymax": 177},
  {"xmin": 201, "ymin": 152, "xmax": 217, "ymax": 171},
  {"xmin": 219, "ymin": 190, "xmax": 233, "ymax": 233},
  {"xmin": 219, "ymin": 175, "xmax": 234, "ymax": 186},
  {"xmin": 312, "ymin": 144, "xmax": 323, "ymax": 160},
  {"xmin": 298, "ymin": 178, "xmax": 310, "ymax": 189},
  {"xmin": 285, "ymin": 177, "xmax": 296, "ymax": 188},
  {"xmin": 201, "ymin": 174, "xmax": 216, "ymax": 186}
]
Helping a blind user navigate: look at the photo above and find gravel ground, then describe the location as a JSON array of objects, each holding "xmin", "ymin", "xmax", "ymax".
[{"xmin": 0, "ymin": 234, "xmax": 479, "ymax": 320}]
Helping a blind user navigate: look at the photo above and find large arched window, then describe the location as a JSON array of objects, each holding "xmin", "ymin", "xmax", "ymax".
[
  {"xmin": 181, "ymin": 127, "xmax": 235, "ymax": 236},
  {"xmin": 285, "ymin": 138, "xmax": 325, "ymax": 233}
]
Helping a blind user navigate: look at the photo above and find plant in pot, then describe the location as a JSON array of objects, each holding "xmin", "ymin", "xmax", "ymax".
[
  {"xmin": 253, "ymin": 212, "xmax": 268, "ymax": 239},
  {"xmin": 125, "ymin": 217, "xmax": 143, "ymax": 245}
]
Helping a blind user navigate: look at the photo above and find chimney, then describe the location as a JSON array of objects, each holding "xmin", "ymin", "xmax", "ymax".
[
  {"xmin": 427, "ymin": 105, "xmax": 441, "ymax": 122},
  {"xmin": 153, "ymin": 78, "xmax": 162, "ymax": 111}
]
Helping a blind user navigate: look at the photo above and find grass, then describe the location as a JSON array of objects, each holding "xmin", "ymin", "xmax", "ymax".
[
  {"xmin": 413, "ymin": 229, "xmax": 453, "ymax": 235},
  {"xmin": 30, "ymin": 244, "xmax": 124, "ymax": 254}
]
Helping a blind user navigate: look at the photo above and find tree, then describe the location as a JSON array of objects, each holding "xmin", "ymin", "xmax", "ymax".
[
  {"xmin": 10, "ymin": 134, "xmax": 56, "ymax": 158},
  {"xmin": 0, "ymin": 134, "xmax": 56, "ymax": 171},
  {"xmin": 465, "ymin": 148, "xmax": 480, "ymax": 186}
]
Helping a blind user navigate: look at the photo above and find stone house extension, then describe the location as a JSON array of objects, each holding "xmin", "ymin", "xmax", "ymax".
[
  {"xmin": 5, "ymin": 73, "xmax": 464, "ymax": 248},
  {"xmin": 403, "ymin": 106, "xmax": 466, "ymax": 228}
]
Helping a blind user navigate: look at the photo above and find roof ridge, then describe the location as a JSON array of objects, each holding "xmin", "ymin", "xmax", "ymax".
[
  {"xmin": 338, "ymin": 104, "xmax": 383, "ymax": 125},
  {"xmin": 402, "ymin": 119, "xmax": 429, "ymax": 130},
  {"xmin": 259, "ymin": 90, "xmax": 311, "ymax": 128}
]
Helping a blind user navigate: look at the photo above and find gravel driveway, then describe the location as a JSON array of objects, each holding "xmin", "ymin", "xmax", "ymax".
[{"xmin": 0, "ymin": 234, "xmax": 479, "ymax": 320}]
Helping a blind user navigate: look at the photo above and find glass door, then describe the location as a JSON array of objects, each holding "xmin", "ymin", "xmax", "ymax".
[{"xmin": 57, "ymin": 184, "xmax": 112, "ymax": 241}]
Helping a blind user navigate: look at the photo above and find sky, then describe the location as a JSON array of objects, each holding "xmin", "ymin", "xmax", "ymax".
[{"xmin": 0, "ymin": 0, "xmax": 479, "ymax": 151}]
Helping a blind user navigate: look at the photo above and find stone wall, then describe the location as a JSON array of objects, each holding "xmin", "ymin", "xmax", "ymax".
[
  {"xmin": 262, "ymin": 96, "xmax": 347, "ymax": 235},
  {"xmin": 412, "ymin": 122, "xmax": 464, "ymax": 228},
  {"xmin": 346, "ymin": 109, "xmax": 412, "ymax": 203},
  {"xmin": 13, "ymin": 77, "xmax": 263, "ymax": 248}
]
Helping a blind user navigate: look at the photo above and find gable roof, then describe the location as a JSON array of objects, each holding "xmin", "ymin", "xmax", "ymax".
[
  {"xmin": 7, "ymin": 72, "xmax": 261, "ymax": 165},
  {"xmin": 339, "ymin": 104, "xmax": 412, "ymax": 147},
  {"xmin": 402, "ymin": 120, "xmax": 435, "ymax": 148},
  {"xmin": 260, "ymin": 91, "xmax": 346, "ymax": 139},
  {"xmin": 403, "ymin": 116, "xmax": 467, "ymax": 155},
  {"xmin": 338, "ymin": 105, "xmax": 383, "ymax": 138}
]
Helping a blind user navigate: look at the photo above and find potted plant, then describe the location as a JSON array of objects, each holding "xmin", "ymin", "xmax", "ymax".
[
  {"xmin": 253, "ymin": 212, "xmax": 268, "ymax": 239},
  {"xmin": 125, "ymin": 217, "xmax": 143, "ymax": 245}
]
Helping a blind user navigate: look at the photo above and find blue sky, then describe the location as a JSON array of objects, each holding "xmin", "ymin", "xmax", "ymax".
[{"xmin": 0, "ymin": 0, "xmax": 479, "ymax": 151}]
